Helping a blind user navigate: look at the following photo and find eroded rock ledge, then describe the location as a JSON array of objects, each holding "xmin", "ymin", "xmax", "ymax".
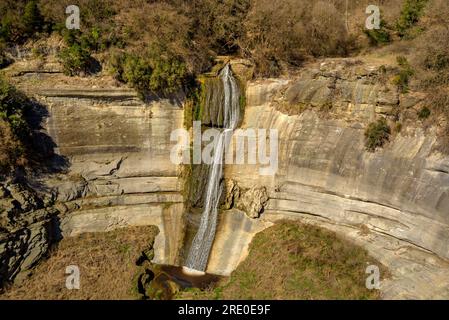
[
  {"xmin": 39, "ymin": 86, "xmax": 186, "ymax": 267},
  {"xmin": 1, "ymin": 72, "xmax": 186, "ymax": 286},
  {"xmin": 220, "ymin": 58, "xmax": 449, "ymax": 299},
  {"xmin": 2, "ymin": 58, "xmax": 449, "ymax": 299}
]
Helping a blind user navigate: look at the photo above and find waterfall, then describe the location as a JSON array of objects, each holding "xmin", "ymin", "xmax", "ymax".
[{"xmin": 184, "ymin": 64, "xmax": 240, "ymax": 272}]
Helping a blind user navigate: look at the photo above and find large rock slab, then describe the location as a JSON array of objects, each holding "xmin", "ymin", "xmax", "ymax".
[{"xmin": 60, "ymin": 203, "xmax": 184, "ymax": 266}]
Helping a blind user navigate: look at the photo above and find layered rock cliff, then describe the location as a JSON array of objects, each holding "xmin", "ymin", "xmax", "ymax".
[
  {"xmin": 1, "ymin": 57, "xmax": 449, "ymax": 299},
  {"xmin": 220, "ymin": 58, "xmax": 449, "ymax": 299},
  {"xmin": 41, "ymin": 87, "xmax": 185, "ymax": 266}
]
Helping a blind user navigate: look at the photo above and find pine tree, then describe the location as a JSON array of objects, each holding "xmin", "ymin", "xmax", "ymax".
[{"xmin": 22, "ymin": 0, "xmax": 43, "ymax": 36}]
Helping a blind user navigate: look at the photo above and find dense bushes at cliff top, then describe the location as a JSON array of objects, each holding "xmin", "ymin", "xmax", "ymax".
[
  {"xmin": 109, "ymin": 45, "xmax": 189, "ymax": 94},
  {"xmin": 0, "ymin": 1, "xmax": 396, "ymax": 77},
  {"xmin": 1, "ymin": 0, "xmax": 449, "ymax": 86},
  {"xmin": 0, "ymin": 0, "xmax": 49, "ymax": 44},
  {"xmin": 0, "ymin": 76, "xmax": 60, "ymax": 176},
  {"xmin": 57, "ymin": 35, "xmax": 93, "ymax": 76}
]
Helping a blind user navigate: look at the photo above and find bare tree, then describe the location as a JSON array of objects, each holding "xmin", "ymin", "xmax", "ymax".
[{"xmin": 345, "ymin": 0, "xmax": 349, "ymax": 32}]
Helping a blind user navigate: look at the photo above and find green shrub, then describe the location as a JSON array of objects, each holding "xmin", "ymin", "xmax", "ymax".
[
  {"xmin": 364, "ymin": 20, "xmax": 391, "ymax": 46},
  {"xmin": 22, "ymin": 0, "xmax": 44, "ymax": 37},
  {"xmin": 146, "ymin": 45, "xmax": 188, "ymax": 93},
  {"xmin": 110, "ymin": 44, "xmax": 189, "ymax": 95},
  {"xmin": 61, "ymin": 29, "xmax": 80, "ymax": 46},
  {"xmin": 396, "ymin": 0, "xmax": 429, "ymax": 38},
  {"xmin": 109, "ymin": 50, "xmax": 126, "ymax": 82},
  {"xmin": 61, "ymin": 28, "xmax": 104, "ymax": 52},
  {"xmin": 58, "ymin": 43, "xmax": 92, "ymax": 76},
  {"xmin": 58, "ymin": 29, "xmax": 100, "ymax": 76},
  {"xmin": 418, "ymin": 106, "xmax": 431, "ymax": 119},
  {"xmin": 79, "ymin": 27, "xmax": 108, "ymax": 52},
  {"xmin": 0, "ymin": 118, "xmax": 26, "ymax": 173},
  {"xmin": 393, "ymin": 56, "xmax": 414, "ymax": 93},
  {"xmin": 0, "ymin": 14, "xmax": 13, "ymax": 42},
  {"xmin": 122, "ymin": 54, "xmax": 153, "ymax": 93},
  {"xmin": 0, "ymin": 1, "xmax": 47, "ymax": 43},
  {"xmin": 365, "ymin": 118, "xmax": 391, "ymax": 152},
  {"xmin": 0, "ymin": 77, "xmax": 29, "ymax": 136},
  {"xmin": 0, "ymin": 76, "xmax": 31, "ymax": 173}
]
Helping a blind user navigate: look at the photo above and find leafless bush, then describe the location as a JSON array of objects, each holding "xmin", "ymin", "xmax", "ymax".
[{"xmin": 239, "ymin": 0, "xmax": 357, "ymax": 76}]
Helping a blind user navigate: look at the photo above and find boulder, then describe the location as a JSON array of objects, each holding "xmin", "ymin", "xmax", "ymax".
[
  {"xmin": 236, "ymin": 186, "xmax": 269, "ymax": 219},
  {"xmin": 222, "ymin": 180, "xmax": 269, "ymax": 219},
  {"xmin": 0, "ymin": 219, "xmax": 53, "ymax": 286}
]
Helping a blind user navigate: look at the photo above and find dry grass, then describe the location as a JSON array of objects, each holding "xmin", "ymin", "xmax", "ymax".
[
  {"xmin": 0, "ymin": 226, "xmax": 159, "ymax": 300},
  {"xmin": 179, "ymin": 221, "xmax": 385, "ymax": 300}
]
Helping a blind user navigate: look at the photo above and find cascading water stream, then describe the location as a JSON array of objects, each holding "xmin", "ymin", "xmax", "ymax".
[{"xmin": 184, "ymin": 64, "xmax": 240, "ymax": 272}]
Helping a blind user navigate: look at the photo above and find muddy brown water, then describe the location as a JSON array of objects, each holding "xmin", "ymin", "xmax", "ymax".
[{"xmin": 159, "ymin": 265, "xmax": 223, "ymax": 290}]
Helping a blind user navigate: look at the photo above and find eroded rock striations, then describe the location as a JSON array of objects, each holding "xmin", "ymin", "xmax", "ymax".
[
  {"xmin": 220, "ymin": 58, "xmax": 449, "ymax": 299},
  {"xmin": 38, "ymin": 87, "xmax": 185, "ymax": 267},
  {"xmin": 2, "ymin": 57, "xmax": 449, "ymax": 299},
  {"xmin": 1, "ymin": 65, "xmax": 185, "ymax": 285}
]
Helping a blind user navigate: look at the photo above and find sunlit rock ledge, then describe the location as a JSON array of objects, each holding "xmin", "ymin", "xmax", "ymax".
[
  {"xmin": 5, "ymin": 59, "xmax": 448, "ymax": 299},
  {"xmin": 224, "ymin": 61, "xmax": 449, "ymax": 299}
]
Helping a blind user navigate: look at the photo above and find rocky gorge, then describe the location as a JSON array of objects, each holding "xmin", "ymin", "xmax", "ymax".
[{"xmin": 1, "ymin": 55, "xmax": 449, "ymax": 299}]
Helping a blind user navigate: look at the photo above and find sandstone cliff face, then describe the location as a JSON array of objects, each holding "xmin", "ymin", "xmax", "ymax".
[
  {"xmin": 219, "ymin": 58, "xmax": 449, "ymax": 299},
  {"xmin": 0, "ymin": 63, "xmax": 186, "ymax": 284},
  {"xmin": 40, "ymin": 87, "xmax": 185, "ymax": 266},
  {"xmin": 2, "ymin": 58, "xmax": 449, "ymax": 299}
]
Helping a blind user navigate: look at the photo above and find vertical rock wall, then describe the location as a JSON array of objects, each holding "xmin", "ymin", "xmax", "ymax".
[
  {"xmin": 220, "ymin": 59, "xmax": 449, "ymax": 298},
  {"xmin": 32, "ymin": 85, "xmax": 186, "ymax": 267}
]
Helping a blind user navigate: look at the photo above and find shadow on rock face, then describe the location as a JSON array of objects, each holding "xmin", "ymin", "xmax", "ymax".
[
  {"xmin": 86, "ymin": 57, "xmax": 102, "ymax": 75},
  {"xmin": 23, "ymin": 99, "xmax": 70, "ymax": 177},
  {"xmin": 0, "ymin": 92, "xmax": 70, "ymax": 289}
]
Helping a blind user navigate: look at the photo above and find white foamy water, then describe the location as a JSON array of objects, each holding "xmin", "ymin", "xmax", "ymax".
[
  {"xmin": 184, "ymin": 64, "xmax": 240, "ymax": 271},
  {"xmin": 181, "ymin": 266, "xmax": 206, "ymax": 276}
]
